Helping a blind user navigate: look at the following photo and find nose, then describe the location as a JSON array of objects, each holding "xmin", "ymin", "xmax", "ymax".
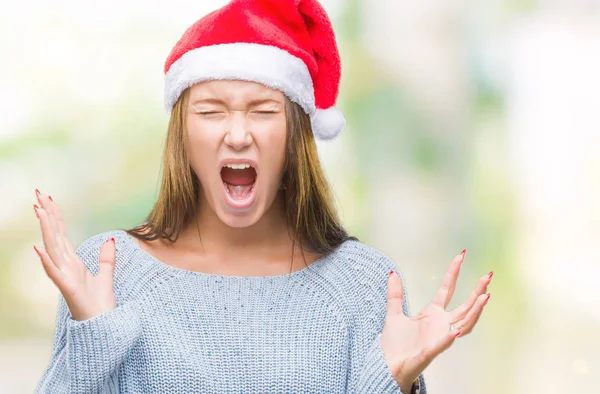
[{"xmin": 224, "ymin": 112, "xmax": 252, "ymax": 150}]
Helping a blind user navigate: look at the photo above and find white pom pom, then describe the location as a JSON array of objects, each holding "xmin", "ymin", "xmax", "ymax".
[{"xmin": 310, "ymin": 107, "xmax": 346, "ymax": 141}]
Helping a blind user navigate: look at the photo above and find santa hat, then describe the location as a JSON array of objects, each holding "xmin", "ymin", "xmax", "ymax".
[{"xmin": 163, "ymin": 0, "xmax": 345, "ymax": 141}]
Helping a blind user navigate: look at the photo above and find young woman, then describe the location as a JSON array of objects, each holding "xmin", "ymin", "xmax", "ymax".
[{"xmin": 33, "ymin": 0, "xmax": 492, "ymax": 393}]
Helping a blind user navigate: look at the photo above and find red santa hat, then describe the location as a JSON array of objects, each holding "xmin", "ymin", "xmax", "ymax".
[{"xmin": 163, "ymin": 0, "xmax": 345, "ymax": 141}]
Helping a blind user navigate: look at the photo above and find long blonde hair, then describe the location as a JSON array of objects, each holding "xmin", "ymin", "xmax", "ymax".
[{"xmin": 125, "ymin": 88, "xmax": 356, "ymax": 256}]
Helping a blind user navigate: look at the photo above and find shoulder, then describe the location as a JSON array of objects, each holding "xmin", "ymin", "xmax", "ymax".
[
  {"xmin": 333, "ymin": 239, "xmax": 400, "ymax": 282},
  {"xmin": 74, "ymin": 229, "xmax": 158, "ymax": 301},
  {"xmin": 74, "ymin": 229, "xmax": 184, "ymax": 305},
  {"xmin": 331, "ymin": 239, "xmax": 412, "ymax": 319},
  {"xmin": 74, "ymin": 229, "xmax": 138, "ymax": 279}
]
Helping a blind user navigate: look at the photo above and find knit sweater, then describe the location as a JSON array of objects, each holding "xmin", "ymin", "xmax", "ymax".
[{"xmin": 35, "ymin": 229, "xmax": 427, "ymax": 394}]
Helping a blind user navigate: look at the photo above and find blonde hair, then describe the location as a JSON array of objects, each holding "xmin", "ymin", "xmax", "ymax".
[{"xmin": 126, "ymin": 88, "xmax": 355, "ymax": 256}]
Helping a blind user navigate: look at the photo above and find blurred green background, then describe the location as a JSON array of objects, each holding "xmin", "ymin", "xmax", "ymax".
[{"xmin": 1, "ymin": 0, "xmax": 599, "ymax": 393}]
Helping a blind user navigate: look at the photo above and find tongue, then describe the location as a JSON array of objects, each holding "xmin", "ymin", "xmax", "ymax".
[
  {"xmin": 221, "ymin": 167, "xmax": 256, "ymax": 200},
  {"xmin": 225, "ymin": 183, "xmax": 252, "ymax": 199}
]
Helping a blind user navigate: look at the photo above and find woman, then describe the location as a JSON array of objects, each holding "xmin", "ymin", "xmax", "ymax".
[{"xmin": 33, "ymin": 0, "xmax": 492, "ymax": 393}]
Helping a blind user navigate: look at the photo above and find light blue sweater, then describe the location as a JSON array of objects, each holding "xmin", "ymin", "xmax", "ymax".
[{"xmin": 35, "ymin": 229, "xmax": 426, "ymax": 393}]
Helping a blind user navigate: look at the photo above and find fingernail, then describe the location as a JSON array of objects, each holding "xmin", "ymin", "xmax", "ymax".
[
  {"xmin": 389, "ymin": 270, "xmax": 394, "ymax": 276},
  {"xmin": 35, "ymin": 188, "xmax": 40, "ymax": 196},
  {"xmin": 33, "ymin": 245, "xmax": 40, "ymax": 255},
  {"xmin": 33, "ymin": 204, "xmax": 39, "ymax": 216},
  {"xmin": 460, "ymin": 249, "xmax": 467, "ymax": 258},
  {"xmin": 105, "ymin": 237, "xmax": 115, "ymax": 244},
  {"xmin": 484, "ymin": 293, "xmax": 491, "ymax": 303},
  {"xmin": 48, "ymin": 195, "xmax": 53, "ymax": 202},
  {"xmin": 455, "ymin": 331, "xmax": 462, "ymax": 338},
  {"xmin": 487, "ymin": 271, "xmax": 494, "ymax": 280}
]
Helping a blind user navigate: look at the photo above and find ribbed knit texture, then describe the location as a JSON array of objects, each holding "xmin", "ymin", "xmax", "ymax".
[{"xmin": 35, "ymin": 229, "xmax": 427, "ymax": 394}]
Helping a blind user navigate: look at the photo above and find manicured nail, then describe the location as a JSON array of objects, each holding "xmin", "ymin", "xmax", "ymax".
[
  {"xmin": 35, "ymin": 188, "xmax": 40, "ymax": 196},
  {"xmin": 460, "ymin": 249, "xmax": 466, "ymax": 257},
  {"xmin": 48, "ymin": 195, "xmax": 53, "ymax": 202},
  {"xmin": 484, "ymin": 293, "xmax": 491, "ymax": 303},
  {"xmin": 33, "ymin": 204, "xmax": 39, "ymax": 216},
  {"xmin": 455, "ymin": 331, "xmax": 462, "ymax": 338},
  {"xmin": 389, "ymin": 270, "xmax": 394, "ymax": 276},
  {"xmin": 33, "ymin": 245, "xmax": 40, "ymax": 255},
  {"xmin": 487, "ymin": 271, "xmax": 494, "ymax": 280}
]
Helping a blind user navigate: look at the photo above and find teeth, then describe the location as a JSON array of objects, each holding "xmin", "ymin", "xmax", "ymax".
[{"xmin": 224, "ymin": 163, "xmax": 252, "ymax": 170}]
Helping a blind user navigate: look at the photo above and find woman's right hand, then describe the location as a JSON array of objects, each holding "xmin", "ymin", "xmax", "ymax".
[{"xmin": 33, "ymin": 189, "xmax": 117, "ymax": 321}]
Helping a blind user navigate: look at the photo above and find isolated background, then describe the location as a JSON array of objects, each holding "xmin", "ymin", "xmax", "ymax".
[{"xmin": 1, "ymin": 0, "xmax": 598, "ymax": 393}]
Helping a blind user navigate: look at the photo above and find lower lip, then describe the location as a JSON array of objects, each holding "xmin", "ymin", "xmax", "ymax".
[{"xmin": 221, "ymin": 180, "xmax": 257, "ymax": 211}]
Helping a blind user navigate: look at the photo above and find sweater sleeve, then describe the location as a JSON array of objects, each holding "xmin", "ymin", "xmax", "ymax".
[
  {"xmin": 35, "ymin": 233, "xmax": 143, "ymax": 394},
  {"xmin": 345, "ymin": 243, "xmax": 427, "ymax": 394}
]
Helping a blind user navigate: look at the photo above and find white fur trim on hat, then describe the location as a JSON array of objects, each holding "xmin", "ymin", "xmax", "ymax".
[
  {"xmin": 164, "ymin": 42, "xmax": 345, "ymax": 140},
  {"xmin": 164, "ymin": 43, "xmax": 315, "ymax": 115}
]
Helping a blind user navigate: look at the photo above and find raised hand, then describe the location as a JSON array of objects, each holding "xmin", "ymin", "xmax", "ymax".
[
  {"xmin": 380, "ymin": 250, "xmax": 493, "ymax": 393},
  {"xmin": 32, "ymin": 189, "xmax": 117, "ymax": 321}
]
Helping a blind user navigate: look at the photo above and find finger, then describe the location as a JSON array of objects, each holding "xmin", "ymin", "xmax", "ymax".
[
  {"xmin": 98, "ymin": 237, "xmax": 116, "ymax": 281},
  {"xmin": 449, "ymin": 271, "xmax": 492, "ymax": 322},
  {"xmin": 35, "ymin": 190, "xmax": 72, "ymax": 257},
  {"xmin": 431, "ymin": 250, "xmax": 465, "ymax": 309},
  {"xmin": 45, "ymin": 196, "xmax": 75, "ymax": 255},
  {"xmin": 445, "ymin": 249, "xmax": 466, "ymax": 305},
  {"xmin": 35, "ymin": 189, "xmax": 59, "ymax": 236},
  {"xmin": 386, "ymin": 270, "xmax": 404, "ymax": 316},
  {"xmin": 35, "ymin": 190, "xmax": 65, "ymax": 256},
  {"xmin": 452, "ymin": 293, "xmax": 490, "ymax": 336},
  {"xmin": 35, "ymin": 205, "xmax": 68, "ymax": 270},
  {"xmin": 34, "ymin": 245, "xmax": 65, "ymax": 287}
]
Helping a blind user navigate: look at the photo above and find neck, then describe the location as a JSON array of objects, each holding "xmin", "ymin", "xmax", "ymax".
[{"xmin": 180, "ymin": 191, "xmax": 293, "ymax": 258}]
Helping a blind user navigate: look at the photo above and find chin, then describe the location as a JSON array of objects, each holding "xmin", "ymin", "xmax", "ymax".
[{"xmin": 216, "ymin": 207, "xmax": 263, "ymax": 228}]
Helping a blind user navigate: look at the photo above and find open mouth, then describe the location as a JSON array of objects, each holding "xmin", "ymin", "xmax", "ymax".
[{"xmin": 220, "ymin": 162, "xmax": 257, "ymax": 209}]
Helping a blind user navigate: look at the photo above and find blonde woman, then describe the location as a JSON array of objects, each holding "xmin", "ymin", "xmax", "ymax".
[{"xmin": 34, "ymin": 0, "xmax": 492, "ymax": 393}]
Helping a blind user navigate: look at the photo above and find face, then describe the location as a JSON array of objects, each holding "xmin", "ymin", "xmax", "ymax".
[{"xmin": 185, "ymin": 80, "xmax": 288, "ymax": 228}]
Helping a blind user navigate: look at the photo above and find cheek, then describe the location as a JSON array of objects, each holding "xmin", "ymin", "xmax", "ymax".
[
  {"xmin": 186, "ymin": 123, "xmax": 219, "ymax": 180},
  {"xmin": 256, "ymin": 120, "xmax": 287, "ymax": 184}
]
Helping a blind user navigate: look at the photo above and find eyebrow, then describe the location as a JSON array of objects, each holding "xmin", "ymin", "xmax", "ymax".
[{"xmin": 190, "ymin": 98, "xmax": 282, "ymax": 106}]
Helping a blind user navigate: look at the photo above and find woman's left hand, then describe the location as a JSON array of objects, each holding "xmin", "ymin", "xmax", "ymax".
[{"xmin": 380, "ymin": 250, "xmax": 493, "ymax": 393}]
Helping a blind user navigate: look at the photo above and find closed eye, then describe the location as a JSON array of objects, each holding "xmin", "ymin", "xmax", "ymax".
[{"xmin": 197, "ymin": 111, "xmax": 224, "ymax": 116}]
